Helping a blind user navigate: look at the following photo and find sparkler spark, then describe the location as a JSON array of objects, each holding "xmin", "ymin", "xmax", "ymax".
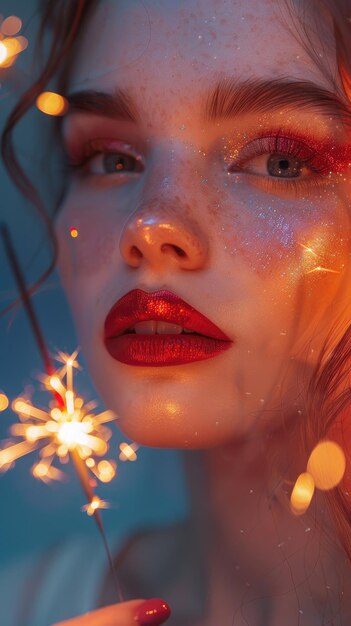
[
  {"xmin": 82, "ymin": 495, "xmax": 110, "ymax": 516},
  {"xmin": 119, "ymin": 442, "xmax": 139, "ymax": 462},
  {"xmin": 0, "ymin": 352, "xmax": 117, "ymax": 495}
]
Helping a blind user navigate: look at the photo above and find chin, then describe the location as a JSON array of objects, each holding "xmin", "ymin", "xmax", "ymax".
[
  {"xmin": 93, "ymin": 369, "xmax": 244, "ymax": 449},
  {"xmin": 83, "ymin": 341, "xmax": 263, "ymax": 449},
  {"xmin": 115, "ymin": 412, "xmax": 237, "ymax": 449}
]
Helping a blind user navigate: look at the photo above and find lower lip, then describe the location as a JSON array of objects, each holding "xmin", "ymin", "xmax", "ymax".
[{"xmin": 105, "ymin": 334, "xmax": 232, "ymax": 366}]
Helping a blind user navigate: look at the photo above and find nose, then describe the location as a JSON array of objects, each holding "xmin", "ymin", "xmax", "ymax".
[{"xmin": 119, "ymin": 198, "xmax": 209, "ymax": 271}]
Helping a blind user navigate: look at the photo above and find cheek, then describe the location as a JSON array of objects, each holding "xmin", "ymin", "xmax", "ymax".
[
  {"xmin": 208, "ymin": 183, "xmax": 351, "ymax": 362},
  {"xmin": 55, "ymin": 192, "xmax": 124, "ymax": 280},
  {"xmin": 211, "ymin": 184, "xmax": 350, "ymax": 294}
]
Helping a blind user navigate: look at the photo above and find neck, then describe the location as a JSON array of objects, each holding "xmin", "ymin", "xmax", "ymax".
[{"xmin": 183, "ymin": 426, "xmax": 351, "ymax": 625}]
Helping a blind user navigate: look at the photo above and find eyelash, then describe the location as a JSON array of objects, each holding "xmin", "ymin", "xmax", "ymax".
[
  {"xmin": 227, "ymin": 131, "xmax": 346, "ymax": 195},
  {"xmin": 64, "ymin": 139, "xmax": 144, "ymax": 179},
  {"xmin": 65, "ymin": 131, "xmax": 348, "ymax": 195}
]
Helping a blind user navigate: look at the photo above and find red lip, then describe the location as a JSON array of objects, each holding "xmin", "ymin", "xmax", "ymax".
[{"xmin": 104, "ymin": 289, "xmax": 233, "ymax": 366}]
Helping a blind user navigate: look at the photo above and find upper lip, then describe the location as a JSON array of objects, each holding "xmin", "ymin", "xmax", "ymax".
[{"xmin": 104, "ymin": 289, "xmax": 232, "ymax": 341}]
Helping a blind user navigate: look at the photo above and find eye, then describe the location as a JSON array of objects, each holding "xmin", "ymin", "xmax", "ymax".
[
  {"xmin": 225, "ymin": 132, "xmax": 348, "ymax": 195},
  {"xmin": 88, "ymin": 152, "xmax": 144, "ymax": 175},
  {"xmin": 66, "ymin": 139, "xmax": 145, "ymax": 178},
  {"xmin": 229, "ymin": 134, "xmax": 321, "ymax": 179},
  {"xmin": 267, "ymin": 154, "xmax": 302, "ymax": 177},
  {"xmin": 225, "ymin": 129, "xmax": 351, "ymax": 197},
  {"xmin": 244, "ymin": 152, "xmax": 305, "ymax": 179}
]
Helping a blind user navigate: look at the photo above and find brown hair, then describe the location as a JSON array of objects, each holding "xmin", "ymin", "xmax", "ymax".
[
  {"xmin": 2, "ymin": 0, "xmax": 351, "ymax": 558},
  {"xmin": 1, "ymin": 1, "xmax": 93, "ymax": 310}
]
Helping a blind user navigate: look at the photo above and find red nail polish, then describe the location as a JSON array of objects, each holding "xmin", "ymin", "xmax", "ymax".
[{"xmin": 134, "ymin": 598, "xmax": 171, "ymax": 625}]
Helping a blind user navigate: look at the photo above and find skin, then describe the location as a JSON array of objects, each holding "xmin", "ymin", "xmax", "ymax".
[
  {"xmin": 54, "ymin": 0, "xmax": 351, "ymax": 623},
  {"xmin": 57, "ymin": 0, "xmax": 351, "ymax": 450}
]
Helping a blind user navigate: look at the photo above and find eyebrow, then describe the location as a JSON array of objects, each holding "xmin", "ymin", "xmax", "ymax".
[{"xmin": 65, "ymin": 77, "xmax": 351, "ymax": 125}]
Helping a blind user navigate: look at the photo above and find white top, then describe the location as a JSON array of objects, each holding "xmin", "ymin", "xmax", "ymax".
[
  {"xmin": 0, "ymin": 522, "xmax": 206, "ymax": 626},
  {"xmin": 0, "ymin": 532, "xmax": 126, "ymax": 626}
]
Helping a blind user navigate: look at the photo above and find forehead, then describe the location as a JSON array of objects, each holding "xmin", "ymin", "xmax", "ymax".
[{"xmin": 70, "ymin": 0, "xmax": 334, "ymax": 105}]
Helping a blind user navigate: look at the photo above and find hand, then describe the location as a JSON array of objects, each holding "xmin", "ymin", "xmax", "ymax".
[{"xmin": 52, "ymin": 598, "xmax": 171, "ymax": 626}]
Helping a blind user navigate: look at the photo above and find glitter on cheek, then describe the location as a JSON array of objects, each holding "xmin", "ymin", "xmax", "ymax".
[
  {"xmin": 214, "ymin": 180, "xmax": 349, "ymax": 291},
  {"xmin": 216, "ymin": 186, "xmax": 301, "ymax": 278}
]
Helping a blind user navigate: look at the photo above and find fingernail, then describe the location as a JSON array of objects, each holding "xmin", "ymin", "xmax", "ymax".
[{"xmin": 134, "ymin": 598, "xmax": 171, "ymax": 625}]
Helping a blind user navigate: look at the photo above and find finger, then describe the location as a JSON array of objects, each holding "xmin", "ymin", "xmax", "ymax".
[{"xmin": 51, "ymin": 599, "xmax": 145, "ymax": 626}]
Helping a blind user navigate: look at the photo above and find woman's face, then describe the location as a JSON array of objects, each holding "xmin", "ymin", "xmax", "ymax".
[{"xmin": 56, "ymin": 0, "xmax": 351, "ymax": 448}]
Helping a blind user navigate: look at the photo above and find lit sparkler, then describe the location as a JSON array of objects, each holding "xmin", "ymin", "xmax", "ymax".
[
  {"xmin": 0, "ymin": 223, "xmax": 124, "ymax": 601},
  {"xmin": 0, "ymin": 353, "xmax": 123, "ymax": 600},
  {"xmin": 0, "ymin": 351, "xmax": 117, "ymax": 490}
]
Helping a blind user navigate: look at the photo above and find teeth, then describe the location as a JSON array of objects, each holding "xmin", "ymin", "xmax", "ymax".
[
  {"xmin": 132, "ymin": 321, "xmax": 191, "ymax": 334},
  {"xmin": 156, "ymin": 321, "xmax": 183, "ymax": 335},
  {"xmin": 134, "ymin": 321, "xmax": 157, "ymax": 334}
]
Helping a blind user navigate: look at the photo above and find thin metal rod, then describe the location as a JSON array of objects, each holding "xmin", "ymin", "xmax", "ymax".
[
  {"xmin": 71, "ymin": 450, "xmax": 124, "ymax": 602},
  {"xmin": 1, "ymin": 223, "xmax": 54, "ymax": 376}
]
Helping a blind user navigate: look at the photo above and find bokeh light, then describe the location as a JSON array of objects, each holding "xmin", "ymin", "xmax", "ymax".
[
  {"xmin": 1, "ymin": 16, "xmax": 22, "ymax": 36},
  {"xmin": 0, "ymin": 394, "xmax": 9, "ymax": 412},
  {"xmin": 15, "ymin": 35, "xmax": 28, "ymax": 51},
  {"xmin": 0, "ymin": 42, "xmax": 7, "ymax": 64},
  {"xmin": 0, "ymin": 38, "xmax": 22, "ymax": 68},
  {"xmin": 70, "ymin": 227, "xmax": 79, "ymax": 238},
  {"xmin": 36, "ymin": 91, "xmax": 68, "ymax": 117},
  {"xmin": 307, "ymin": 440, "xmax": 346, "ymax": 490},
  {"xmin": 0, "ymin": 15, "xmax": 27, "ymax": 68},
  {"xmin": 290, "ymin": 472, "xmax": 315, "ymax": 516}
]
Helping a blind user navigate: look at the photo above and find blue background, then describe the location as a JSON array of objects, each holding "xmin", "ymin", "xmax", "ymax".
[{"xmin": 0, "ymin": 0, "xmax": 188, "ymax": 567}]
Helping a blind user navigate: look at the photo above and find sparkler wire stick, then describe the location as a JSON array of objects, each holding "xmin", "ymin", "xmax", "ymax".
[
  {"xmin": 0, "ymin": 223, "xmax": 124, "ymax": 602},
  {"xmin": 70, "ymin": 449, "xmax": 123, "ymax": 600},
  {"xmin": 0, "ymin": 223, "xmax": 56, "ymax": 379}
]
